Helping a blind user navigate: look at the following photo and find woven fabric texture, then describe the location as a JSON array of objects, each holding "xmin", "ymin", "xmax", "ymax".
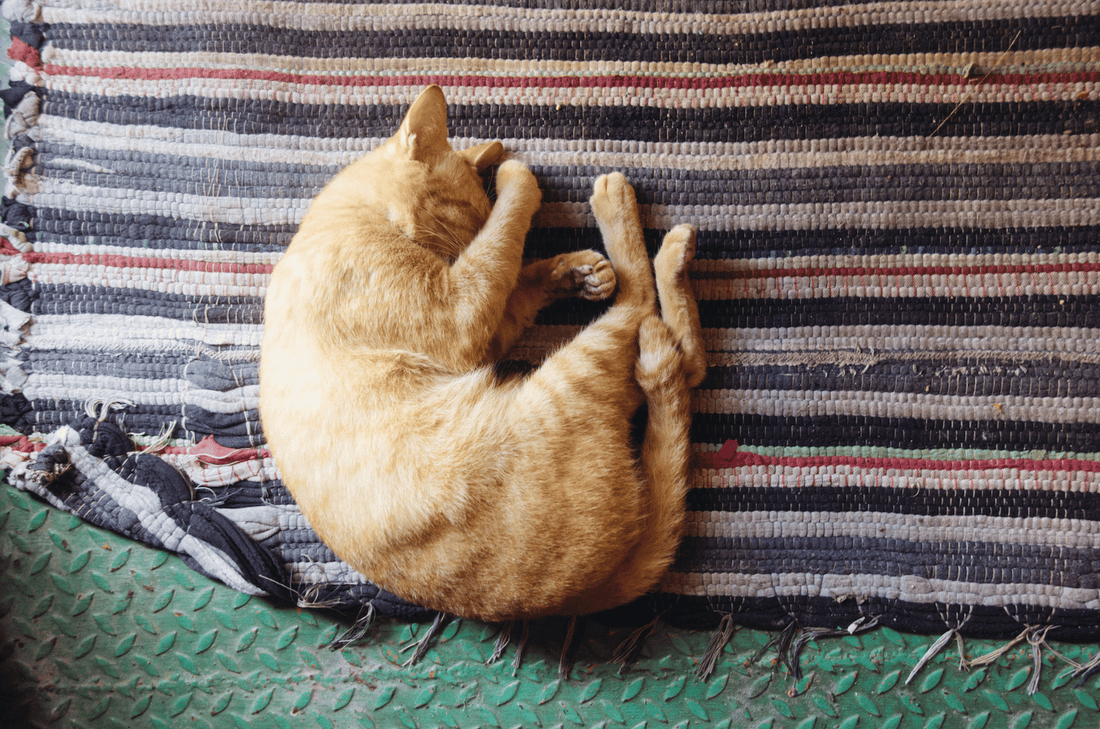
[{"xmin": 2, "ymin": 0, "xmax": 1100, "ymax": 639}]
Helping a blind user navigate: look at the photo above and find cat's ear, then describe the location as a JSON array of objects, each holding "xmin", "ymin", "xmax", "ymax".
[
  {"xmin": 460, "ymin": 141, "xmax": 505, "ymax": 172},
  {"xmin": 397, "ymin": 85, "xmax": 450, "ymax": 161}
]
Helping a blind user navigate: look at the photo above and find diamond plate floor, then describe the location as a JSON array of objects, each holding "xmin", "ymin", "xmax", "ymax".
[{"xmin": 1, "ymin": 479, "xmax": 1099, "ymax": 729}]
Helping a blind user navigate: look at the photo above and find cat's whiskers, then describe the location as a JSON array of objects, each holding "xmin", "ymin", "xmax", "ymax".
[{"xmin": 417, "ymin": 210, "xmax": 476, "ymax": 261}]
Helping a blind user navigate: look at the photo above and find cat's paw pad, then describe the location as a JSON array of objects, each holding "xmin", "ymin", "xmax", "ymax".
[
  {"xmin": 655, "ymin": 224, "xmax": 696, "ymax": 279},
  {"xmin": 589, "ymin": 172, "xmax": 637, "ymax": 227},
  {"xmin": 495, "ymin": 159, "xmax": 541, "ymax": 209},
  {"xmin": 552, "ymin": 251, "xmax": 616, "ymax": 301}
]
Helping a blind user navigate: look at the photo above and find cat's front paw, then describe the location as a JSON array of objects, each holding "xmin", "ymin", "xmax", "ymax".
[
  {"xmin": 552, "ymin": 250, "xmax": 616, "ymax": 301},
  {"xmin": 495, "ymin": 159, "xmax": 541, "ymax": 212},
  {"xmin": 589, "ymin": 172, "xmax": 638, "ymax": 229}
]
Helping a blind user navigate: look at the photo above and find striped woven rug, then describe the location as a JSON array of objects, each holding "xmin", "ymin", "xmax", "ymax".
[{"xmin": 3, "ymin": 0, "xmax": 1100, "ymax": 644}]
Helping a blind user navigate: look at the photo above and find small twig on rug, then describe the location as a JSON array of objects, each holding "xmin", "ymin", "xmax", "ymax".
[{"xmin": 927, "ymin": 30, "xmax": 1022, "ymax": 138}]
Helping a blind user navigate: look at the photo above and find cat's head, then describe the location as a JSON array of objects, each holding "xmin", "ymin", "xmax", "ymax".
[{"xmin": 377, "ymin": 85, "xmax": 506, "ymax": 260}]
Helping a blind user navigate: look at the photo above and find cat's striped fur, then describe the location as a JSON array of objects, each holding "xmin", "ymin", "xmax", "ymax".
[{"xmin": 260, "ymin": 86, "xmax": 706, "ymax": 620}]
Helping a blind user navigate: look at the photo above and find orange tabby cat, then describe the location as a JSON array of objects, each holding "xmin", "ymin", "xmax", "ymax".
[{"xmin": 259, "ymin": 86, "xmax": 706, "ymax": 621}]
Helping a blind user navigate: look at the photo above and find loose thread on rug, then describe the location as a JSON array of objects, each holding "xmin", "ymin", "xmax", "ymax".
[
  {"xmin": 258, "ymin": 562, "xmax": 344, "ymax": 612},
  {"xmin": 137, "ymin": 420, "xmax": 177, "ymax": 454}
]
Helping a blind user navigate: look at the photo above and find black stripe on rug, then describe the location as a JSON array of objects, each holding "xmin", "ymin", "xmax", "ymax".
[
  {"xmin": 42, "ymin": 92, "xmax": 1098, "ymax": 141},
  {"xmin": 693, "ymin": 412, "xmax": 1100, "ymax": 452},
  {"xmin": 44, "ymin": 16, "xmax": 1098, "ymax": 63}
]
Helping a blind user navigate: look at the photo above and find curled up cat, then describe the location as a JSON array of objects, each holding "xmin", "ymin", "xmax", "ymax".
[{"xmin": 259, "ymin": 85, "xmax": 707, "ymax": 621}]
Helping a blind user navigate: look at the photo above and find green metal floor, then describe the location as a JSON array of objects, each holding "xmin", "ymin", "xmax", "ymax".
[{"xmin": 1, "ymin": 481, "xmax": 1098, "ymax": 729}]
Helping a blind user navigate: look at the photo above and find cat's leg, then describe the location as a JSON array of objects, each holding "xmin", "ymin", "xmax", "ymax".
[
  {"xmin": 496, "ymin": 169, "xmax": 651, "ymax": 362},
  {"xmin": 447, "ymin": 160, "xmax": 542, "ymax": 366},
  {"xmin": 514, "ymin": 172, "xmax": 656, "ymax": 421},
  {"xmin": 606, "ymin": 227, "xmax": 707, "ymax": 596},
  {"xmin": 537, "ymin": 250, "xmax": 617, "ymax": 303},
  {"xmin": 563, "ymin": 216, "xmax": 703, "ymax": 608},
  {"xmin": 484, "ymin": 250, "xmax": 616, "ymax": 361},
  {"xmin": 654, "ymin": 224, "xmax": 707, "ymax": 388},
  {"xmin": 589, "ymin": 172, "xmax": 657, "ymax": 313},
  {"xmin": 610, "ymin": 313, "xmax": 692, "ymax": 598}
]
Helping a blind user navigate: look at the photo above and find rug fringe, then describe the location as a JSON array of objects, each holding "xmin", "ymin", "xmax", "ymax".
[
  {"xmin": 510, "ymin": 620, "xmax": 530, "ymax": 675},
  {"xmin": 1, "ymin": 0, "xmax": 41, "ymax": 23},
  {"xmin": 400, "ymin": 612, "xmax": 452, "ymax": 667},
  {"xmin": 559, "ymin": 615, "xmax": 585, "ymax": 680},
  {"xmin": 751, "ymin": 620, "xmax": 800, "ymax": 677},
  {"xmin": 1026, "ymin": 626, "xmax": 1051, "ymax": 695},
  {"xmin": 905, "ymin": 628, "xmax": 957, "ymax": 685},
  {"xmin": 696, "ymin": 613, "xmax": 735, "ymax": 681},
  {"xmin": 329, "ymin": 603, "xmax": 377, "ymax": 651},
  {"xmin": 612, "ymin": 613, "xmax": 661, "ymax": 671},
  {"xmin": 486, "ymin": 620, "xmax": 514, "ymax": 666},
  {"xmin": 960, "ymin": 625, "xmax": 1056, "ymax": 695},
  {"xmin": 484, "ymin": 619, "xmax": 531, "ymax": 674},
  {"xmin": 2, "ymin": 90, "xmax": 37, "ymax": 140},
  {"xmin": 963, "ymin": 626, "xmax": 1029, "ymax": 669},
  {"xmin": 1072, "ymin": 647, "xmax": 1100, "ymax": 685},
  {"xmin": 778, "ymin": 616, "xmax": 880, "ymax": 681}
]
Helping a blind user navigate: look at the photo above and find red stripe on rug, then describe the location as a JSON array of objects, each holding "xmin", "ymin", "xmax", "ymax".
[
  {"xmin": 719, "ymin": 261, "xmax": 1100, "ymax": 280},
  {"xmin": 8, "ymin": 38, "xmax": 42, "ymax": 70},
  {"xmin": 25, "ymin": 251, "xmax": 274, "ymax": 275}
]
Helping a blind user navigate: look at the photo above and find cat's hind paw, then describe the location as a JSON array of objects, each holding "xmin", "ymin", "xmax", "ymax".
[
  {"xmin": 654, "ymin": 224, "xmax": 696, "ymax": 280},
  {"xmin": 654, "ymin": 224, "xmax": 707, "ymax": 389},
  {"xmin": 552, "ymin": 250, "xmax": 616, "ymax": 301}
]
